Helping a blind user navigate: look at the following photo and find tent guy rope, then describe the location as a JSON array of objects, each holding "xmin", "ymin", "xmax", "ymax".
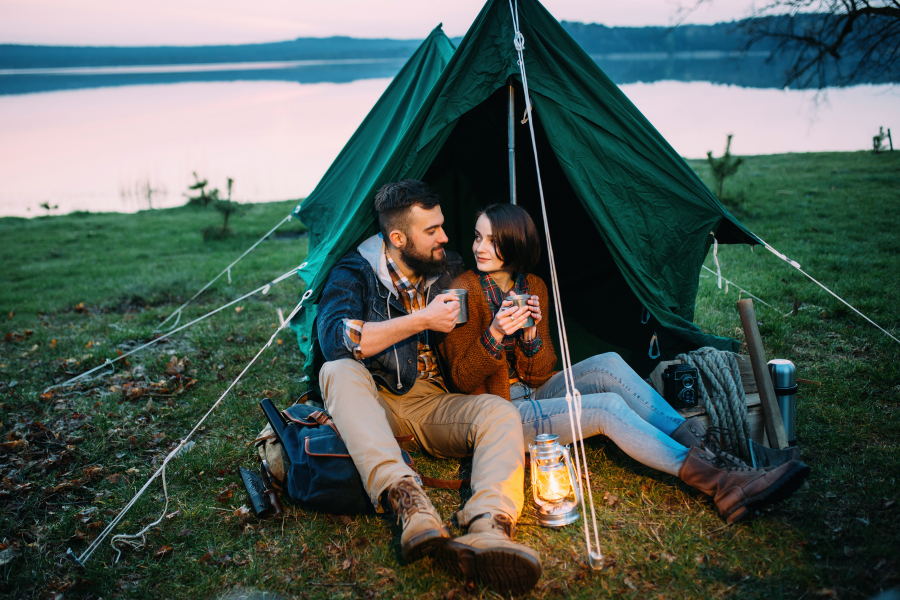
[
  {"xmin": 757, "ymin": 240, "xmax": 900, "ymax": 345},
  {"xmin": 155, "ymin": 213, "xmax": 294, "ymax": 333},
  {"xmin": 508, "ymin": 0, "xmax": 603, "ymax": 568},
  {"xmin": 74, "ymin": 289, "xmax": 313, "ymax": 566},
  {"xmin": 43, "ymin": 265, "xmax": 303, "ymax": 395}
]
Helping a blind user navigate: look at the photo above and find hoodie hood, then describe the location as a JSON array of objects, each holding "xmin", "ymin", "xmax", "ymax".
[{"xmin": 357, "ymin": 233, "xmax": 443, "ymax": 298}]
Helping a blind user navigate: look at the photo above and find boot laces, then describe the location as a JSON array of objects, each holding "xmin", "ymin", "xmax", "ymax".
[
  {"xmin": 702, "ymin": 427, "xmax": 746, "ymax": 470},
  {"xmin": 389, "ymin": 480, "xmax": 429, "ymax": 525}
]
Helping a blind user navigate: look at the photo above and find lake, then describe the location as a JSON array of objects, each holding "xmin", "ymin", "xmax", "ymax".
[{"xmin": 1, "ymin": 61, "xmax": 897, "ymax": 217}]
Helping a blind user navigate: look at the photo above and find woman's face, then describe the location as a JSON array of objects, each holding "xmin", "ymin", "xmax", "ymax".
[{"xmin": 472, "ymin": 214, "xmax": 506, "ymax": 273}]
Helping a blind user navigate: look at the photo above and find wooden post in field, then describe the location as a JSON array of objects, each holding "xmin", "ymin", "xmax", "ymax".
[{"xmin": 737, "ymin": 298, "xmax": 790, "ymax": 449}]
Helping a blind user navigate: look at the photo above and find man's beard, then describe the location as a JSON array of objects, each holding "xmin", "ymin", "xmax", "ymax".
[{"xmin": 400, "ymin": 243, "xmax": 446, "ymax": 279}]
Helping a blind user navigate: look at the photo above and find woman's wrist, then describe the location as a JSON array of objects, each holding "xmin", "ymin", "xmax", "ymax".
[{"xmin": 488, "ymin": 323, "xmax": 504, "ymax": 343}]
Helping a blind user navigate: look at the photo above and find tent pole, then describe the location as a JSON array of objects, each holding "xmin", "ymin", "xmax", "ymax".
[{"xmin": 508, "ymin": 85, "xmax": 517, "ymax": 204}]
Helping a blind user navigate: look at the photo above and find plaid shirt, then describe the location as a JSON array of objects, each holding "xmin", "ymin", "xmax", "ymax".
[
  {"xmin": 479, "ymin": 273, "xmax": 543, "ymax": 383},
  {"xmin": 342, "ymin": 249, "xmax": 443, "ymax": 386}
]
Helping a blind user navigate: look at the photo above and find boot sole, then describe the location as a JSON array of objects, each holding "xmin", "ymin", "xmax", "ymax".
[
  {"xmin": 436, "ymin": 541, "xmax": 542, "ymax": 595},
  {"xmin": 403, "ymin": 528, "xmax": 451, "ymax": 563},
  {"xmin": 725, "ymin": 461, "xmax": 811, "ymax": 524}
]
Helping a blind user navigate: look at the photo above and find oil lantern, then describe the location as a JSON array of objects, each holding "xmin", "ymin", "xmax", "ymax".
[{"xmin": 529, "ymin": 433, "xmax": 580, "ymax": 527}]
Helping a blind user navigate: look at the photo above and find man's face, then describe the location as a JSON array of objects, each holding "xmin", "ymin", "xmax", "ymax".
[{"xmin": 396, "ymin": 205, "xmax": 448, "ymax": 278}]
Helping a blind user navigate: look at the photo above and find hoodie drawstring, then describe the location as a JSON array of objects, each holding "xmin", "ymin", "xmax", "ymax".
[{"xmin": 387, "ymin": 295, "xmax": 403, "ymax": 390}]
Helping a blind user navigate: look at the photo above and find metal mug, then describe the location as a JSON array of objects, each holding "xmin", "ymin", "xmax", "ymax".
[
  {"xmin": 507, "ymin": 294, "xmax": 536, "ymax": 328},
  {"xmin": 440, "ymin": 289, "xmax": 468, "ymax": 325}
]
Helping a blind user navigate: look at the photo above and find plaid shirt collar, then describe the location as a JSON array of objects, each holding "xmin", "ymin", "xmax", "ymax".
[
  {"xmin": 385, "ymin": 252, "xmax": 425, "ymax": 309},
  {"xmin": 480, "ymin": 272, "xmax": 529, "ymax": 316}
]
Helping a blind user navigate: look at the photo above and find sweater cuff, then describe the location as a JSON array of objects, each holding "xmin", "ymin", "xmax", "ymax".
[
  {"xmin": 480, "ymin": 329, "xmax": 504, "ymax": 360},
  {"xmin": 518, "ymin": 332, "xmax": 543, "ymax": 357}
]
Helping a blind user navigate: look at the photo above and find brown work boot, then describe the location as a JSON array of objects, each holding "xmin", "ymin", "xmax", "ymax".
[
  {"xmin": 437, "ymin": 513, "xmax": 541, "ymax": 595},
  {"xmin": 671, "ymin": 417, "xmax": 749, "ymax": 468},
  {"xmin": 387, "ymin": 477, "xmax": 451, "ymax": 563},
  {"xmin": 679, "ymin": 446, "xmax": 810, "ymax": 523}
]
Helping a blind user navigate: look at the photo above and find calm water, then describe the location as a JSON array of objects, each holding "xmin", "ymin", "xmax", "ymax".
[{"xmin": 1, "ymin": 70, "xmax": 897, "ymax": 217}]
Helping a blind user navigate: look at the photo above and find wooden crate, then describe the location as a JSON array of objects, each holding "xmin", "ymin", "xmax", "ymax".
[{"xmin": 648, "ymin": 355, "xmax": 770, "ymax": 446}]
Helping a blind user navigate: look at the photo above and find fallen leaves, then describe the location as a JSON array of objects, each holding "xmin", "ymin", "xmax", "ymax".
[
  {"xmin": 215, "ymin": 482, "xmax": 238, "ymax": 502},
  {"xmin": 0, "ymin": 439, "xmax": 29, "ymax": 452},
  {"xmin": 603, "ymin": 491, "xmax": 619, "ymax": 507},
  {"xmin": 0, "ymin": 545, "xmax": 21, "ymax": 566},
  {"xmin": 155, "ymin": 544, "xmax": 173, "ymax": 558}
]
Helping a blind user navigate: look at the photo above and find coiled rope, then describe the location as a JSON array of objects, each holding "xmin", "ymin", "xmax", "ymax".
[{"xmin": 675, "ymin": 347, "xmax": 752, "ymax": 461}]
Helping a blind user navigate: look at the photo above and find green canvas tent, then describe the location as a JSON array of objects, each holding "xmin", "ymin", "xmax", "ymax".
[
  {"xmin": 289, "ymin": 25, "xmax": 456, "ymax": 359},
  {"xmin": 293, "ymin": 0, "xmax": 762, "ymax": 377}
]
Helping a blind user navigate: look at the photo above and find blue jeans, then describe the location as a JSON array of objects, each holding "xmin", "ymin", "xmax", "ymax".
[{"xmin": 512, "ymin": 353, "xmax": 689, "ymax": 476}]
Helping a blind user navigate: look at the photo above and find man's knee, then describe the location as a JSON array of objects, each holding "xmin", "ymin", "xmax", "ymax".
[{"xmin": 318, "ymin": 359, "xmax": 376, "ymax": 411}]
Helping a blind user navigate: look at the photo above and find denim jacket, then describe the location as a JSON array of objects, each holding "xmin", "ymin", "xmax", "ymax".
[{"xmin": 316, "ymin": 233, "xmax": 464, "ymax": 395}]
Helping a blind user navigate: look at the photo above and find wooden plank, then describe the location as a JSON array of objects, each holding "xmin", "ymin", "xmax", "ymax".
[
  {"xmin": 687, "ymin": 403, "xmax": 767, "ymax": 446},
  {"xmin": 649, "ymin": 356, "xmax": 757, "ymax": 396},
  {"xmin": 735, "ymin": 355, "xmax": 758, "ymax": 394},
  {"xmin": 737, "ymin": 298, "xmax": 789, "ymax": 449}
]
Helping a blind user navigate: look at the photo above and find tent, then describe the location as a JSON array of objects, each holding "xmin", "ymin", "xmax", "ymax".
[
  {"xmin": 289, "ymin": 25, "xmax": 456, "ymax": 360},
  {"xmin": 292, "ymin": 0, "xmax": 762, "ymax": 378}
]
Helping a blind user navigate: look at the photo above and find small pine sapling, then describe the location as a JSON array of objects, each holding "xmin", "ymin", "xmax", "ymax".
[
  {"xmin": 706, "ymin": 134, "xmax": 744, "ymax": 200},
  {"xmin": 213, "ymin": 177, "xmax": 240, "ymax": 234}
]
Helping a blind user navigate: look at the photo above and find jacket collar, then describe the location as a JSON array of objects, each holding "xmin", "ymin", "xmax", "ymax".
[{"xmin": 357, "ymin": 233, "xmax": 442, "ymax": 299}]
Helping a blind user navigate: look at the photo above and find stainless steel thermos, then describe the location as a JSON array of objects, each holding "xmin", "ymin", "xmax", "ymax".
[{"xmin": 767, "ymin": 359, "xmax": 798, "ymax": 445}]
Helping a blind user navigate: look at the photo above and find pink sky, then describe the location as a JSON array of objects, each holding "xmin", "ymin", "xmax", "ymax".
[{"xmin": 0, "ymin": 0, "xmax": 757, "ymax": 46}]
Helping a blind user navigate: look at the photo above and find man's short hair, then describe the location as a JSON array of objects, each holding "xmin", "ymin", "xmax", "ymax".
[
  {"xmin": 374, "ymin": 179, "xmax": 441, "ymax": 240},
  {"xmin": 478, "ymin": 203, "xmax": 541, "ymax": 274}
]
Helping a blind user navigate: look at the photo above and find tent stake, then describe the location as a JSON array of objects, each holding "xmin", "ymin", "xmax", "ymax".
[{"xmin": 509, "ymin": 85, "xmax": 517, "ymax": 204}]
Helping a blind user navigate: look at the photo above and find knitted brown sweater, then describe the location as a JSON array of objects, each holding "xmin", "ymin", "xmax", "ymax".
[{"xmin": 438, "ymin": 270, "xmax": 558, "ymax": 401}]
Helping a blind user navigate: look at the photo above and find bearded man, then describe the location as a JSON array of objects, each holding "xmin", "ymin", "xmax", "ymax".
[{"xmin": 315, "ymin": 179, "xmax": 541, "ymax": 594}]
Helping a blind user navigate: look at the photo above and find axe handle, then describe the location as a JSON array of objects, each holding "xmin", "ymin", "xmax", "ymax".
[{"xmin": 737, "ymin": 298, "xmax": 790, "ymax": 450}]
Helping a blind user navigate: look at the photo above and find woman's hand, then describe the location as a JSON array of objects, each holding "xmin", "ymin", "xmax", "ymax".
[
  {"xmin": 489, "ymin": 300, "xmax": 531, "ymax": 342},
  {"xmin": 522, "ymin": 295, "xmax": 541, "ymax": 340}
]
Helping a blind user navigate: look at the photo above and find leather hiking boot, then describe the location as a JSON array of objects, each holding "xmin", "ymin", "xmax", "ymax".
[
  {"xmin": 437, "ymin": 513, "xmax": 541, "ymax": 595},
  {"xmin": 387, "ymin": 477, "xmax": 450, "ymax": 563},
  {"xmin": 671, "ymin": 417, "xmax": 749, "ymax": 468},
  {"xmin": 679, "ymin": 446, "xmax": 810, "ymax": 523}
]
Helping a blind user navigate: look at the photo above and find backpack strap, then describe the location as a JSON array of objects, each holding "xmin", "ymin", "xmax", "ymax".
[{"xmin": 288, "ymin": 402, "xmax": 470, "ymax": 491}]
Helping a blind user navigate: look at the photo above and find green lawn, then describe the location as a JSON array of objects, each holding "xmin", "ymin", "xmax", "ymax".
[{"xmin": 1, "ymin": 151, "xmax": 898, "ymax": 599}]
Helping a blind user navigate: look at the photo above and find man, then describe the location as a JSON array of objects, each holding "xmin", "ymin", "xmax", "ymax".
[{"xmin": 315, "ymin": 179, "xmax": 541, "ymax": 594}]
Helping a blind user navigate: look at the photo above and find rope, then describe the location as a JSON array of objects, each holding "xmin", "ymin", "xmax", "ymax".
[
  {"xmin": 700, "ymin": 265, "xmax": 780, "ymax": 313},
  {"xmin": 43, "ymin": 266, "xmax": 303, "ymax": 395},
  {"xmin": 758, "ymin": 240, "xmax": 900, "ymax": 345},
  {"xmin": 675, "ymin": 347, "xmax": 752, "ymax": 461},
  {"xmin": 155, "ymin": 214, "xmax": 293, "ymax": 333},
  {"xmin": 508, "ymin": 0, "xmax": 602, "ymax": 565},
  {"xmin": 76, "ymin": 289, "xmax": 313, "ymax": 565}
]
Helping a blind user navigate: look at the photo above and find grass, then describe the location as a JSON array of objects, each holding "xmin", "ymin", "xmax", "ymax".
[{"xmin": 1, "ymin": 150, "xmax": 898, "ymax": 599}]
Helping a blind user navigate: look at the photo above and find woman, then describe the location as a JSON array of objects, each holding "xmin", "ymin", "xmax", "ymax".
[{"xmin": 438, "ymin": 203, "xmax": 808, "ymax": 523}]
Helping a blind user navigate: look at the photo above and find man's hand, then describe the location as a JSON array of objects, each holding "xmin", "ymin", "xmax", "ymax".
[{"xmin": 420, "ymin": 293, "xmax": 461, "ymax": 333}]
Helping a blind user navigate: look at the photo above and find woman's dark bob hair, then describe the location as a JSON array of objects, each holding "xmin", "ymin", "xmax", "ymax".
[{"xmin": 478, "ymin": 203, "xmax": 541, "ymax": 274}]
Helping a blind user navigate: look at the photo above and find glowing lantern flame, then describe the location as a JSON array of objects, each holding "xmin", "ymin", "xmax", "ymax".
[{"xmin": 529, "ymin": 433, "xmax": 580, "ymax": 527}]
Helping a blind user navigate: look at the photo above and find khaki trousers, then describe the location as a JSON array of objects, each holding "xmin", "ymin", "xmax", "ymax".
[{"xmin": 319, "ymin": 359, "xmax": 525, "ymax": 525}]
